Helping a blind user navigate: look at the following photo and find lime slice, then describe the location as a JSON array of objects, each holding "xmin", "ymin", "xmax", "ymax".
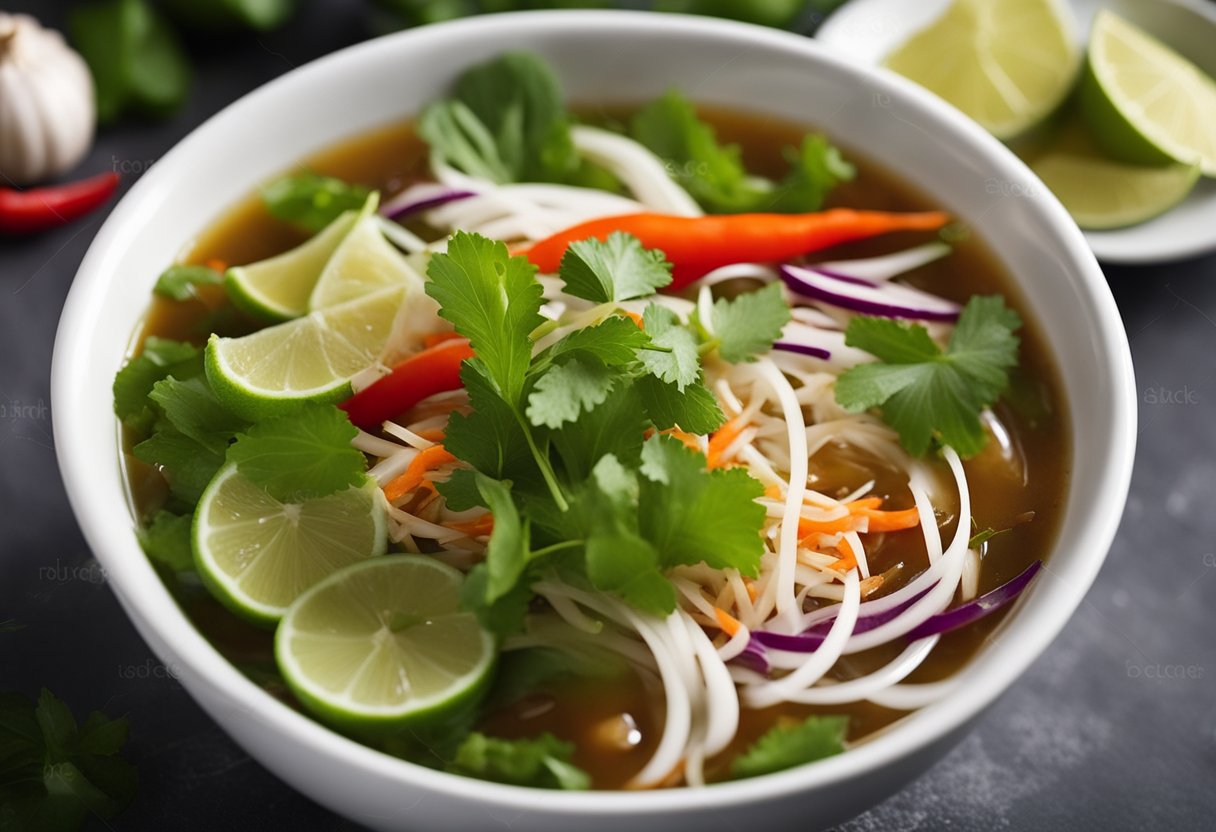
[
  {"xmin": 308, "ymin": 203, "xmax": 425, "ymax": 310},
  {"xmin": 883, "ymin": 0, "xmax": 1080, "ymax": 140},
  {"xmin": 193, "ymin": 464, "xmax": 387, "ymax": 626},
  {"xmin": 1032, "ymin": 151, "xmax": 1199, "ymax": 229},
  {"xmin": 206, "ymin": 285, "xmax": 405, "ymax": 420},
  {"xmin": 1079, "ymin": 10, "xmax": 1216, "ymax": 175},
  {"xmin": 225, "ymin": 210, "xmax": 359, "ymax": 321},
  {"xmin": 275, "ymin": 555, "xmax": 495, "ymax": 732}
]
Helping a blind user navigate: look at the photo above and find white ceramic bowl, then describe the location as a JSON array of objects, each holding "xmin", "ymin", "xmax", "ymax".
[{"xmin": 53, "ymin": 11, "xmax": 1136, "ymax": 831}]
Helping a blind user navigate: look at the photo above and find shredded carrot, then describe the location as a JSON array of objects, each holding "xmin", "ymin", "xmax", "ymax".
[
  {"xmin": 859, "ymin": 574, "xmax": 885, "ymax": 597},
  {"xmin": 798, "ymin": 514, "xmax": 859, "ymax": 539},
  {"xmin": 662, "ymin": 427, "xmax": 701, "ymax": 451},
  {"xmin": 764, "ymin": 484, "xmax": 783, "ymax": 500},
  {"xmin": 413, "ymin": 427, "xmax": 447, "ymax": 443},
  {"xmin": 383, "ymin": 445, "xmax": 457, "ymax": 502},
  {"xmin": 421, "ymin": 331, "xmax": 464, "ymax": 348},
  {"xmin": 205, "ymin": 258, "xmax": 227, "ymax": 273},
  {"xmin": 855, "ymin": 506, "xmax": 921, "ymax": 532},
  {"xmin": 706, "ymin": 416, "xmax": 746, "ymax": 469},
  {"xmin": 446, "ymin": 514, "xmax": 495, "ymax": 538},
  {"xmin": 743, "ymin": 578, "xmax": 759, "ymax": 604},
  {"xmin": 621, "ymin": 309, "xmax": 644, "ymax": 328},
  {"xmin": 845, "ymin": 497, "xmax": 884, "ymax": 511},
  {"xmin": 713, "ymin": 608, "xmax": 742, "ymax": 637},
  {"xmin": 829, "ymin": 537, "xmax": 857, "ymax": 572}
]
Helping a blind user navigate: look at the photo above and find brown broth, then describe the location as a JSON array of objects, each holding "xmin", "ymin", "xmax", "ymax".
[{"xmin": 124, "ymin": 107, "xmax": 1071, "ymax": 790}]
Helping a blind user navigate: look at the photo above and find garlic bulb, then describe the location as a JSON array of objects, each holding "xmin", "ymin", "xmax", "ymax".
[{"xmin": 0, "ymin": 13, "xmax": 96, "ymax": 185}]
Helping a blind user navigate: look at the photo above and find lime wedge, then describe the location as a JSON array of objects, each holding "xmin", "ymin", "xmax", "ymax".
[
  {"xmin": 1032, "ymin": 151, "xmax": 1199, "ymax": 229},
  {"xmin": 308, "ymin": 204, "xmax": 425, "ymax": 310},
  {"xmin": 193, "ymin": 465, "xmax": 387, "ymax": 626},
  {"xmin": 225, "ymin": 210, "xmax": 359, "ymax": 321},
  {"xmin": 275, "ymin": 555, "xmax": 495, "ymax": 732},
  {"xmin": 1079, "ymin": 10, "xmax": 1216, "ymax": 175},
  {"xmin": 206, "ymin": 285, "xmax": 405, "ymax": 420},
  {"xmin": 883, "ymin": 0, "xmax": 1080, "ymax": 140}
]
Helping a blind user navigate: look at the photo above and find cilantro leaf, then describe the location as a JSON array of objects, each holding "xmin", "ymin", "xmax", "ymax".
[
  {"xmin": 460, "ymin": 564, "xmax": 533, "ymax": 639},
  {"xmin": 630, "ymin": 89, "xmax": 852, "ymax": 214},
  {"xmin": 835, "ymin": 296, "xmax": 1022, "ymax": 456},
  {"xmin": 133, "ymin": 428, "xmax": 225, "ymax": 505},
  {"xmin": 526, "ymin": 357, "xmax": 619, "ymax": 430},
  {"xmin": 444, "ymin": 360, "xmax": 537, "ymax": 484},
  {"xmin": 711, "ymin": 283, "xmax": 791, "ymax": 363},
  {"xmin": 550, "ymin": 381, "xmax": 647, "ymax": 483},
  {"xmin": 153, "ymin": 264, "xmax": 223, "ymax": 301},
  {"xmin": 225, "ymin": 403, "xmax": 364, "ymax": 501},
  {"xmin": 767, "ymin": 134, "xmax": 857, "ymax": 214},
  {"xmin": 731, "ymin": 715, "xmax": 848, "ymax": 780},
  {"xmin": 112, "ymin": 338, "xmax": 202, "ymax": 432},
  {"xmin": 636, "ymin": 375, "xmax": 725, "ymax": 435},
  {"xmin": 436, "ymin": 468, "xmax": 486, "ymax": 512},
  {"xmin": 637, "ymin": 304, "xmax": 699, "ymax": 391},
  {"xmin": 149, "ymin": 376, "xmax": 247, "ymax": 455},
  {"xmin": 559, "ymin": 233, "xmax": 672, "ymax": 303},
  {"xmin": 137, "ymin": 510, "xmax": 195, "ymax": 574},
  {"xmin": 637, "ymin": 435, "xmax": 765, "ymax": 575},
  {"xmin": 427, "ymin": 232, "xmax": 544, "ymax": 405},
  {"xmin": 538, "ymin": 315, "xmax": 651, "ymax": 369},
  {"xmin": 261, "ymin": 172, "xmax": 370, "ymax": 233},
  {"xmin": 419, "ymin": 52, "xmax": 583, "ymax": 186},
  {"xmin": 0, "ymin": 689, "xmax": 136, "ymax": 831},
  {"xmin": 474, "ymin": 474, "xmax": 531, "ymax": 604},
  {"xmin": 448, "ymin": 732, "xmax": 590, "ymax": 790}
]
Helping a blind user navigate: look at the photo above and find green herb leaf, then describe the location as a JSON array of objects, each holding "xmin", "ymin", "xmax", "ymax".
[
  {"xmin": 0, "ymin": 689, "xmax": 137, "ymax": 831},
  {"xmin": 538, "ymin": 316, "xmax": 652, "ymax": 370},
  {"xmin": 133, "ymin": 428, "xmax": 225, "ymax": 505},
  {"xmin": 444, "ymin": 360, "xmax": 538, "ymax": 484},
  {"xmin": 419, "ymin": 52, "xmax": 584, "ymax": 186},
  {"xmin": 448, "ymin": 732, "xmax": 590, "ymax": 790},
  {"xmin": 69, "ymin": 0, "xmax": 191, "ymax": 124},
  {"xmin": 261, "ymin": 172, "xmax": 371, "ymax": 233},
  {"xmin": 149, "ymin": 376, "xmax": 247, "ymax": 455},
  {"xmin": 731, "ymin": 715, "xmax": 848, "ymax": 780},
  {"xmin": 153, "ymin": 265, "xmax": 223, "ymax": 301},
  {"xmin": 527, "ymin": 357, "xmax": 619, "ymax": 430},
  {"xmin": 225, "ymin": 403, "xmax": 364, "ymax": 501},
  {"xmin": 474, "ymin": 474, "xmax": 531, "ymax": 604},
  {"xmin": 483, "ymin": 646, "xmax": 629, "ymax": 713},
  {"xmin": 559, "ymin": 233, "xmax": 673, "ymax": 303},
  {"xmin": 460, "ymin": 563, "xmax": 534, "ymax": 639},
  {"xmin": 638, "ymin": 435, "xmax": 765, "ymax": 575},
  {"xmin": 630, "ymin": 89, "xmax": 852, "ymax": 214},
  {"xmin": 711, "ymin": 282, "xmax": 792, "ymax": 363},
  {"xmin": 638, "ymin": 304, "xmax": 699, "ymax": 391},
  {"xmin": 835, "ymin": 296, "xmax": 1022, "ymax": 456},
  {"xmin": 636, "ymin": 375, "xmax": 725, "ymax": 435},
  {"xmin": 426, "ymin": 232, "xmax": 544, "ymax": 405},
  {"xmin": 969, "ymin": 526, "xmax": 1011, "ymax": 549},
  {"xmin": 112, "ymin": 338, "xmax": 202, "ymax": 432},
  {"xmin": 137, "ymin": 510, "xmax": 195, "ymax": 574}
]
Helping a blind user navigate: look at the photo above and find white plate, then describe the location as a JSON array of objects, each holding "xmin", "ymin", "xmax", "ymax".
[{"xmin": 816, "ymin": 0, "xmax": 1216, "ymax": 265}]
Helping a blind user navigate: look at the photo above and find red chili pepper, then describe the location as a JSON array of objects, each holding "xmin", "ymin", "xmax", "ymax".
[
  {"xmin": 340, "ymin": 337, "xmax": 475, "ymax": 430},
  {"xmin": 0, "ymin": 171, "xmax": 121, "ymax": 235},
  {"xmin": 523, "ymin": 209, "xmax": 951, "ymax": 290}
]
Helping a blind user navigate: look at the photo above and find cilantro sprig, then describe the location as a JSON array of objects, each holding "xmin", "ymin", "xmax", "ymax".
[
  {"xmin": 426, "ymin": 231, "xmax": 782, "ymax": 633},
  {"xmin": 731, "ymin": 715, "xmax": 848, "ymax": 780},
  {"xmin": 835, "ymin": 296, "xmax": 1023, "ymax": 456}
]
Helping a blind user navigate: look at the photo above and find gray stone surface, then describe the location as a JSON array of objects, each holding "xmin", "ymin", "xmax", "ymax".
[{"xmin": 2, "ymin": 2, "xmax": 1213, "ymax": 829}]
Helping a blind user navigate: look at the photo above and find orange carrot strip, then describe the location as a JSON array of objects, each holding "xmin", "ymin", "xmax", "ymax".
[
  {"xmin": 413, "ymin": 427, "xmax": 447, "ymax": 442},
  {"xmin": 798, "ymin": 514, "xmax": 860, "ymax": 539},
  {"xmin": 621, "ymin": 309, "xmax": 644, "ymax": 328},
  {"xmin": 713, "ymin": 608, "xmax": 741, "ymax": 637},
  {"xmin": 743, "ymin": 578, "xmax": 759, "ymax": 604},
  {"xmin": 855, "ymin": 506, "xmax": 921, "ymax": 533},
  {"xmin": 706, "ymin": 416, "xmax": 746, "ymax": 469},
  {"xmin": 205, "ymin": 258, "xmax": 228, "ymax": 273},
  {"xmin": 447, "ymin": 514, "xmax": 495, "ymax": 537},
  {"xmin": 829, "ymin": 537, "xmax": 857, "ymax": 572},
  {"xmin": 845, "ymin": 497, "xmax": 884, "ymax": 511},
  {"xmin": 663, "ymin": 427, "xmax": 701, "ymax": 451},
  {"xmin": 764, "ymin": 484, "xmax": 783, "ymax": 500},
  {"xmin": 383, "ymin": 445, "xmax": 457, "ymax": 502}
]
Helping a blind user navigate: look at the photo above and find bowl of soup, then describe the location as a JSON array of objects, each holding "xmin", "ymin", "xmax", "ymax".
[{"xmin": 52, "ymin": 10, "xmax": 1135, "ymax": 831}]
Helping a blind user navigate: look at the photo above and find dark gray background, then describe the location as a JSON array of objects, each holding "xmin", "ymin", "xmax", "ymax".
[{"xmin": 2, "ymin": 1, "xmax": 1213, "ymax": 829}]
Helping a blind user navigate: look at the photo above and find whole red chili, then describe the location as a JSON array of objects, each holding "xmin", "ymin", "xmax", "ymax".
[{"xmin": 0, "ymin": 171, "xmax": 120, "ymax": 235}]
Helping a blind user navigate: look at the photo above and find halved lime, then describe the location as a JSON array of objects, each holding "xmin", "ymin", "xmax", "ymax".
[
  {"xmin": 1079, "ymin": 10, "xmax": 1216, "ymax": 175},
  {"xmin": 225, "ymin": 210, "xmax": 359, "ymax": 321},
  {"xmin": 206, "ymin": 285, "xmax": 405, "ymax": 421},
  {"xmin": 883, "ymin": 0, "xmax": 1080, "ymax": 140},
  {"xmin": 1032, "ymin": 151, "xmax": 1199, "ymax": 229},
  {"xmin": 193, "ymin": 464, "xmax": 387, "ymax": 626},
  {"xmin": 308, "ymin": 205, "xmax": 425, "ymax": 310},
  {"xmin": 275, "ymin": 555, "xmax": 495, "ymax": 733}
]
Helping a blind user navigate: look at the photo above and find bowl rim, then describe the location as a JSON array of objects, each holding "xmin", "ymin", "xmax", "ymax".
[{"xmin": 52, "ymin": 8, "xmax": 1137, "ymax": 816}]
